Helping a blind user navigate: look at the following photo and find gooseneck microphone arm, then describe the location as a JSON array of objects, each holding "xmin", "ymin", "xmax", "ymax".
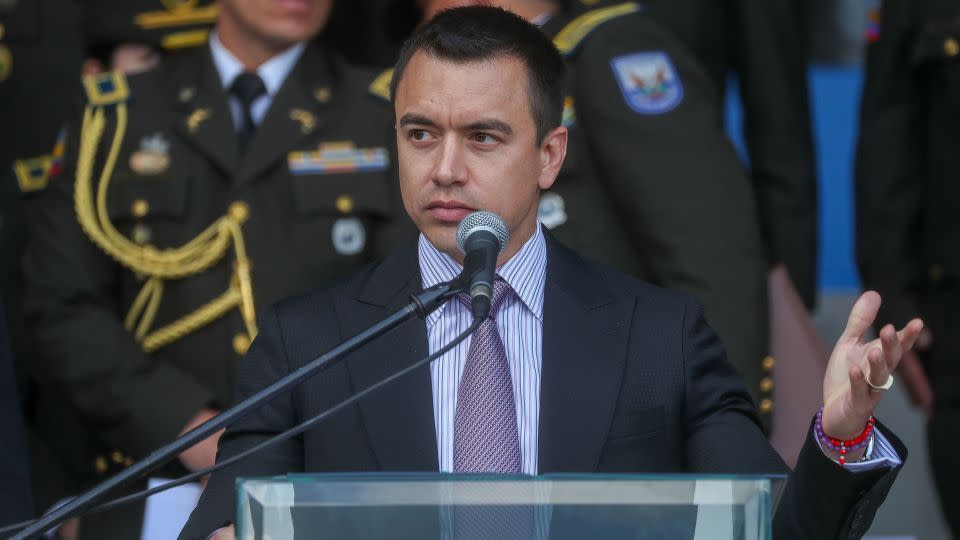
[{"xmin": 12, "ymin": 279, "xmax": 467, "ymax": 540}]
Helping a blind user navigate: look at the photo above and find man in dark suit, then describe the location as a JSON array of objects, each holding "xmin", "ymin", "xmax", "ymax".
[
  {"xmin": 183, "ymin": 7, "xmax": 920, "ymax": 539},
  {"xmin": 856, "ymin": 0, "xmax": 960, "ymax": 534},
  {"xmin": 22, "ymin": 0, "xmax": 412, "ymax": 536}
]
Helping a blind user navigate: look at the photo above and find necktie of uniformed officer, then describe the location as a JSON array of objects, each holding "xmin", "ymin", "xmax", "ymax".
[
  {"xmin": 453, "ymin": 279, "xmax": 532, "ymax": 539},
  {"xmin": 229, "ymin": 71, "xmax": 266, "ymax": 153}
]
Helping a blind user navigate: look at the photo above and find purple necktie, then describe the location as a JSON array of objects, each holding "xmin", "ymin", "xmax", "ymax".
[{"xmin": 453, "ymin": 279, "xmax": 521, "ymax": 474}]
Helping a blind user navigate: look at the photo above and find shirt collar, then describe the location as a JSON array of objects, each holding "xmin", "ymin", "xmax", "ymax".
[
  {"xmin": 208, "ymin": 29, "xmax": 306, "ymax": 96},
  {"xmin": 418, "ymin": 224, "xmax": 547, "ymax": 323}
]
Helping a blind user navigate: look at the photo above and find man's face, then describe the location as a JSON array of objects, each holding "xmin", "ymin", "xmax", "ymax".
[
  {"xmin": 218, "ymin": 0, "xmax": 333, "ymax": 47},
  {"xmin": 394, "ymin": 52, "xmax": 566, "ymax": 262}
]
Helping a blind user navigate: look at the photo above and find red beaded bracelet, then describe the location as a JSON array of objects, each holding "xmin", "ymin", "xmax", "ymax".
[{"xmin": 814, "ymin": 408, "xmax": 875, "ymax": 465}]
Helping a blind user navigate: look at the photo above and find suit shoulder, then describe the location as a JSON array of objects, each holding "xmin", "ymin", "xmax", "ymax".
[
  {"xmin": 594, "ymin": 261, "xmax": 693, "ymax": 311},
  {"xmin": 270, "ymin": 260, "xmax": 381, "ymax": 322}
]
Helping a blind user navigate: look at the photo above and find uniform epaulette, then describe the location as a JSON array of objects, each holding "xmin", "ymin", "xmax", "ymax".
[
  {"xmin": 554, "ymin": 2, "xmax": 642, "ymax": 56},
  {"xmin": 82, "ymin": 71, "xmax": 130, "ymax": 107},
  {"xmin": 369, "ymin": 68, "xmax": 394, "ymax": 102}
]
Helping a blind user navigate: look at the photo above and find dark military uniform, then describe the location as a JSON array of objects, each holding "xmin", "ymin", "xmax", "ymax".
[
  {"xmin": 23, "ymin": 42, "xmax": 412, "ymax": 537},
  {"xmin": 372, "ymin": 3, "xmax": 772, "ymax": 409},
  {"xmin": 856, "ymin": 0, "xmax": 960, "ymax": 534},
  {"xmin": 0, "ymin": 295, "xmax": 32, "ymax": 527},
  {"xmin": 578, "ymin": 0, "xmax": 818, "ymax": 309}
]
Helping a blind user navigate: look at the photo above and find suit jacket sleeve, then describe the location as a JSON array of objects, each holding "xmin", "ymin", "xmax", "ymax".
[
  {"xmin": 180, "ymin": 305, "xmax": 305, "ymax": 540},
  {"xmin": 731, "ymin": 0, "xmax": 819, "ymax": 308},
  {"xmin": 854, "ymin": 0, "xmax": 924, "ymax": 328},
  {"xmin": 680, "ymin": 298, "xmax": 905, "ymax": 539},
  {"xmin": 21, "ymin": 99, "xmax": 213, "ymax": 458}
]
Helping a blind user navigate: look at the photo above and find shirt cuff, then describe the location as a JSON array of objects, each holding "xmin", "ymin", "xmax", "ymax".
[{"xmin": 813, "ymin": 425, "xmax": 902, "ymax": 471}]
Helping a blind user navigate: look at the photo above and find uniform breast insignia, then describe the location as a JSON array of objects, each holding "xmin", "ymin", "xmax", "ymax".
[
  {"xmin": 538, "ymin": 192, "xmax": 568, "ymax": 230},
  {"xmin": 289, "ymin": 108, "xmax": 317, "ymax": 134},
  {"xmin": 0, "ymin": 43, "xmax": 11, "ymax": 82},
  {"xmin": 562, "ymin": 96, "xmax": 576, "ymax": 128},
  {"xmin": 82, "ymin": 71, "xmax": 130, "ymax": 107},
  {"xmin": 332, "ymin": 217, "xmax": 366, "ymax": 255},
  {"xmin": 368, "ymin": 68, "xmax": 393, "ymax": 102},
  {"xmin": 288, "ymin": 142, "xmax": 390, "ymax": 175},
  {"xmin": 865, "ymin": 0, "xmax": 881, "ymax": 44},
  {"xmin": 610, "ymin": 52, "xmax": 684, "ymax": 115},
  {"xmin": 129, "ymin": 133, "xmax": 171, "ymax": 176}
]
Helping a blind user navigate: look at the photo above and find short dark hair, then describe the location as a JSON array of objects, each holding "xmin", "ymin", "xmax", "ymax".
[{"xmin": 389, "ymin": 5, "xmax": 566, "ymax": 144}]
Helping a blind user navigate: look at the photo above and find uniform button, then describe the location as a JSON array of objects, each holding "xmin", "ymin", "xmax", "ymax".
[
  {"xmin": 762, "ymin": 355, "xmax": 775, "ymax": 371},
  {"xmin": 759, "ymin": 398, "xmax": 774, "ymax": 414},
  {"xmin": 229, "ymin": 201, "xmax": 250, "ymax": 223},
  {"xmin": 94, "ymin": 456, "xmax": 108, "ymax": 475},
  {"xmin": 314, "ymin": 86, "xmax": 332, "ymax": 103},
  {"xmin": 123, "ymin": 456, "xmax": 134, "ymax": 467},
  {"xmin": 930, "ymin": 264, "xmax": 944, "ymax": 283},
  {"xmin": 111, "ymin": 450, "xmax": 124, "ymax": 464},
  {"xmin": 336, "ymin": 194, "xmax": 354, "ymax": 214},
  {"xmin": 132, "ymin": 224, "xmax": 152, "ymax": 244},
  {"xmin": 233, "ymin": 333, "xmax": 251, "ymax": 355},
  {"xmin": 945, "ymin": 38, "xmax": 960, "ymax": 57},
  {"xmin": 759, "ymin": 377, "xmax": 774, "ymax": 393},
  {"xmin": 131, "ymin": 199, "xmax": 150, "ymax": 218}
]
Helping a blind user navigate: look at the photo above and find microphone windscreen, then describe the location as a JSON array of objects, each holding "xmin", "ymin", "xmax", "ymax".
[{"xmin": 456, "ymin": 211, "xmax": 509, "ymax": 255}]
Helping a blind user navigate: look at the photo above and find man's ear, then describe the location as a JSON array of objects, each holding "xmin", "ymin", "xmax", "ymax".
[{"xmin": 537, "ymin": 125, "xmax": 568, "ymax": 191}]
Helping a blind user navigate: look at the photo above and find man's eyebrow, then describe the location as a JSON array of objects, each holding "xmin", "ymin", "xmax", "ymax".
[
  {"xmin": 465, "ymin": 119, "xmax": 513, "ymax": 135},
  {"xmin": 398, "ymin": 113, "xmax": 438, "ymax": 128}
]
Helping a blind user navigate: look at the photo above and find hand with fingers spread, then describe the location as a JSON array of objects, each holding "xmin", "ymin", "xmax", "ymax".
[{"xmin": 820, "ymin": 291, "xmax": 924, "ymax": 457}]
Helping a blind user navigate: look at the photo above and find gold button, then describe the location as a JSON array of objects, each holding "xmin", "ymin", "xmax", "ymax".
[
  {"xmin": 123, "ymin": 456, "xmax": 134, "ymax": 467},
  {"xmin": 132, "ymin": 224, "xmax": 152, "ymax": 244},
  {"xmin": 111, "ymin": 450, "xmax": 124, "ymax": 464},
  {"xmin": 945, "ymin": 38, "xmax": 960, "ymax": 57},
  {"xmin": 229, "ymin": 201, "xmax": 250, "ymax": 223},
  {"xmin": 931, "ymin": 264, "xmax": 944, "ymax": 282},
  {"xmin": 759, "ymin": 398, "xmax": 774, "ymax": 414},
  {"xmin": 233, "ymin": 333, "xmax": 251, "ymax": 355},
  {"xmin": 759, "ymin": 377, "xmax": 774, "ymax": 393},
  {"xmin": 314, "ymin": 86, "xmax": 332, "ymax": 103},
  {"xmin": 762, "ymin": 355, "xmax": 775, "ymax": 371},
  {"xmin": 131, "ymin": 199, "xmax": 150, "ymax": 218},
  {"xmin": 94, "ymin": 456, "xmax": 108, "ymax": 475},
  {"xmin": 335, "ymin": 194, "xmax": 354, "ymax": 214}
]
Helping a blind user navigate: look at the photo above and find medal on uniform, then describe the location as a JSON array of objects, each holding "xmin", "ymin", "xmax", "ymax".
[
  {"xmin": 129, "ymin": 133, "xmax": 171, "ymax": 175},
  {"xmin": 538, "ymin": 192, "xmax": 568, "ymax": 229},
  {"xmin": 332, "ymin": 217, "xmax": 366, "ymax": 255}
]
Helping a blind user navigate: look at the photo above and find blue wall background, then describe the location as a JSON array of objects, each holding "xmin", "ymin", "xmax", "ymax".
[{"xmin": 725, "ymin": 66, "xmax": 864, "ymax": 292}]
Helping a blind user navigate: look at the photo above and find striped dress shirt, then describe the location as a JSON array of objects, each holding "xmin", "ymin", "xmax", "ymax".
[{"xmin": 419, "ymin": 226, "xmax": 547, "ymax": 475}]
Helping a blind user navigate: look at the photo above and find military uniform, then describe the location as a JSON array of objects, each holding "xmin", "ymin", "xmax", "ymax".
[
  {"xmin": 373, "ymin": 3, "xmax": 773, "ymax": 412},
  {"xmin": 856, "ymin": 0, "xmax": 960, "ymax": 534},
  {"xmin": 578, "ymin": 0, "xmax": 818, "ymax": 309},
  {"xmin": 23, "ymin": 42, "xmax": 412, "ymax": 537}
]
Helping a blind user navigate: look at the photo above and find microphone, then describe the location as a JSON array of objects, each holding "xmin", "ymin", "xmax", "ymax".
[{"xmin": 456, "ymin": 211, "xmax": 509, "ymax": 320}]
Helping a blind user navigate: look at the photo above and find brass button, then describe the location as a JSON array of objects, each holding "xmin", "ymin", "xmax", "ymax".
[
  {"xmin": 335, "ymin": 194, "xmax": 354, "ymax": 214},
  {"xmin": 759, "ymin": 398, "xmax": 774, "ymax": 414},
  {"xmin": 762, "ymin": 355, "xmax": 775, "ymax": 371},
  {"xmin": 229, "ymin": 201, "xmax": 250, "ymax": 223},
  {"xmin": 94, "ymin": 456, "xmax": 108, "ymax": 475},
  {"xmin": 314, "ymin": 86, "xmax": 332, "ymax": 103},
  {"xmin": 945, "ymin": 38, "xmax": 960, "ymax": 57},
  {"xmin": 111, "ymin": 450, "xmax": 124, "ymax": 464},
  {"xmin": 233, "ymin": 333, "xmax": 251, "ymax": 355},
  {"xmin": 131, "ymin": 199, "xmax": 150, "ymax": 218},
  {"xmin": 759, "ymin": 377, "xmax": 774, "ymax": 393},
  {"xmin": 931, "ymin": 264, "xmax": 944, "ymax": 282},
  {"xmin": 132, "ymin": 224, "xmax": 152, "ymax": 244}
]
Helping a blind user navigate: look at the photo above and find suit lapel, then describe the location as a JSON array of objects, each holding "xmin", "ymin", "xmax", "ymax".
[
  {"xmin": 338, "ymin": 243, "xmax": 439, "ymax": 471},
  {"xmin": 172, "ymin": 49, "xmax": 239, "ymax": 178},
  {"xmin": 236, "ymin": 44, "xmax": 331, "ymax": 186},
  {"xmin": 538, "ymin": 232, "xmax": 633, "ymax": 472}
]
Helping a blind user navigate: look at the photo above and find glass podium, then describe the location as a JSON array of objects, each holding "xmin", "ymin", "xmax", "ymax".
[{"xmin": 236, "ymin": 473, "xmax": 786, "ymax": 540}]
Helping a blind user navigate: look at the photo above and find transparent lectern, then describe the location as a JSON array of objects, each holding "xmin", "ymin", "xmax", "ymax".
[{"xmin": 236, "ymin": 473, "xmax": 786, "ymax": 540}]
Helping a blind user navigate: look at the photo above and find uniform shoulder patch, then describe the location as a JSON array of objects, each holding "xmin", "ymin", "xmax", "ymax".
[
  {"xmin": 610, "ymin": 51, "xmax": 684, "ymax": 114},
  {"xmin": 369, "ymin": 68, "xmax": 394, "ymax": 102},
  {"xmin": 82, "ymin": 71, "xmax": 130, "ymax": 107},
  {"xmin": 554, "ymin": 2, "xmax": 642, "ymax": 56}
]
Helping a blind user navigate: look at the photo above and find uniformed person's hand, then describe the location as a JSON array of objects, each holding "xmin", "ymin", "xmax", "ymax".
[{"xmin": 178, "ymin": 408, "xmax": 223, "ymax": 472}]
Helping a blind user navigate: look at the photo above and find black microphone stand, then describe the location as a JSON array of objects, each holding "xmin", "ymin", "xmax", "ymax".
[{"xmin": 14, "ymin": 277, "xmax": 468, "ymax": 540}]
